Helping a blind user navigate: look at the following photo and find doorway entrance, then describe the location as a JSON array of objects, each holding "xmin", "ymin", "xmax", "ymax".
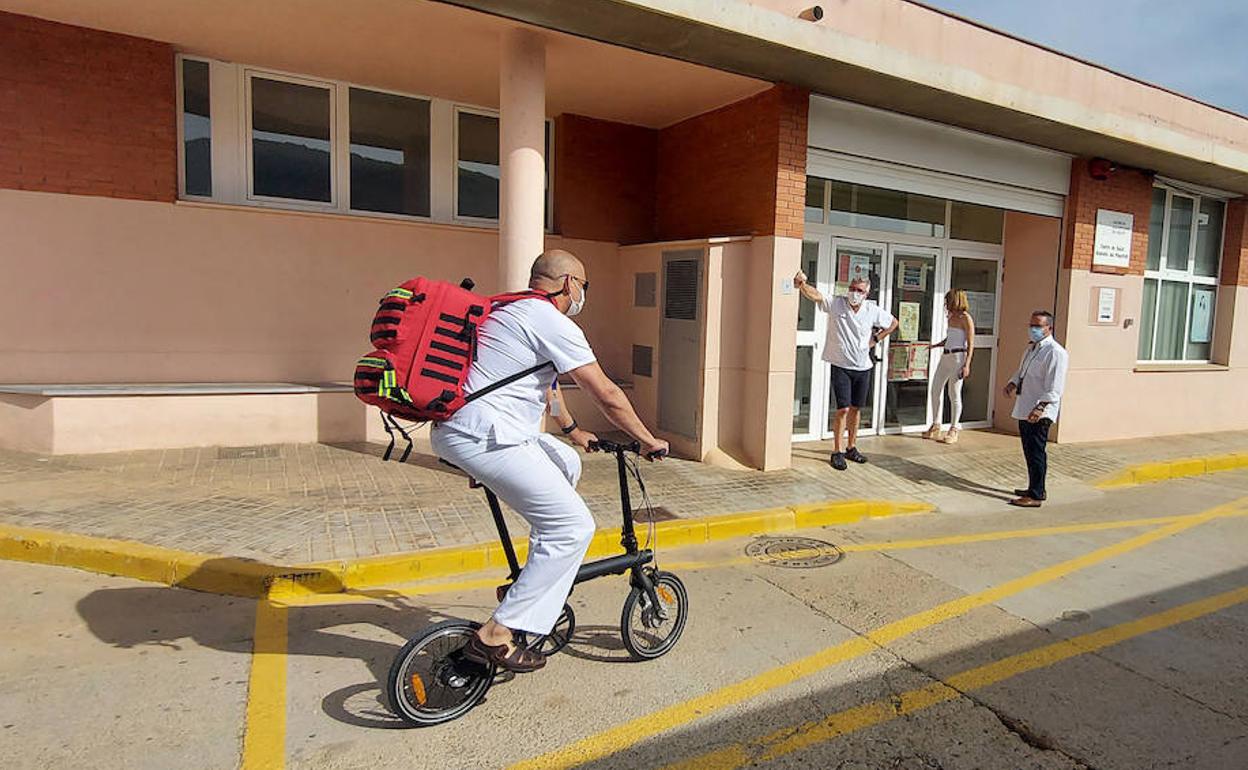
[{"xmin": 793, "ymin": 233, "xmax": 1002, "ymax": 440}]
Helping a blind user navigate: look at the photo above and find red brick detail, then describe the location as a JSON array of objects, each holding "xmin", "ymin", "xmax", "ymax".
[
  {"xmin": 1062, "ymin": 157, "xmax": 1153, "ymax": 275},
  {"xmin": 0, "ymin": 12, "xmax": 176, "ymax": 202},
  {"xmin": 553, "ymin": 114, "xmax": 657, "ymax": 244},
  {"xmin": 1220, "ymin": 198, "xmax": 1248, "ymax": 287},
  {"xmin": 655, "ymin": 85, "xmax": 809, "ymax": 242}
]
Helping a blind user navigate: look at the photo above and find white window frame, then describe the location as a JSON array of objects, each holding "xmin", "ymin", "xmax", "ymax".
[
  {"xmin": 175, "ymin": 55, "xmax": 215, "ymax": 202},
  {"xmin": 1139, "ymin": 184, "xmax": 1226, "ymax": 364},
  {"xmin": 243, "ymin": 69, "xmax": 339, "ymax": 210},
  {"xmin": 175, "ymin": 54, "xmax": 552, "ymax": 231}
]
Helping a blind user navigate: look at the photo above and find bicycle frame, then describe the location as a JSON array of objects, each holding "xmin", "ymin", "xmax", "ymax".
[{"xmin": 483, "ymin": 442, "xmax": 663, "ymax": 607}]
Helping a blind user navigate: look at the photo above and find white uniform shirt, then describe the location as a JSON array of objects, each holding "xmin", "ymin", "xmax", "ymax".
[
  {"xmin": 819, "ymin": 295, "xmax": 895, "ymax": 371},
  {"xmin": 445, "ymin": 299, "xmax": 596, "ymax": 445},
  {"xmin": 1008, "ymin": 334, "xmax": 1069, "ymax": 422}
]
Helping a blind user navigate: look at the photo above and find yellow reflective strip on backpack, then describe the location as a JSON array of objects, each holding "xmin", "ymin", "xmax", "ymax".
[
  {"xmin": 385, "ymin": 288, "xmax": 414, "ymax": 300},
  {"xmin": 384, "ymin": 370, "xmax": 397, "ymax": 388},
  {"xmin": 358, "ymin": 357, "xmax": 386, "ymax": 368}
]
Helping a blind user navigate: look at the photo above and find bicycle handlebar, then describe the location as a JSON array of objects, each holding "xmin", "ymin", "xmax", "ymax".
[{"xmin": 587, "ymin": 439, "xmax": 667, "ymax": 461}]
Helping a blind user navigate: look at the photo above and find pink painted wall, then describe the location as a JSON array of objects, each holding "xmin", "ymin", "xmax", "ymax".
[
  {"xmin": 996, "ymin": 212, "xmax": 1063, "ymax": 434},
  {"xmin": 0, "ymin": 189, "xmax": 626, "ymax": 385}
]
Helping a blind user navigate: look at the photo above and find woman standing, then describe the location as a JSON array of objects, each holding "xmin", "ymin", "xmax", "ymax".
[{"xmin": 923, "ymin": 290, "xmax": 975, "ymax": 444}]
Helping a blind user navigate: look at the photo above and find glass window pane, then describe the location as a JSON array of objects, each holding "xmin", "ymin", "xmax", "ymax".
[
  {"xmin": 1154, "ymin": 281, "xmax": 1190, "ymax": 360},
  {"xmin": 1186, "ymin": 285, "xmax": 1216, "ymax": 361},
  {"xmin": 1147, "ymin": 187, "xmax": 1165, "ymax": 272},
  {"xmin": 949, "ymin": 202, "xmax": 1003, "ymax": 244},
  {"xmin": 1138, "ymin": 278, "xmax": 1158, "ymax": 360},
  {"xmin": 797, "ymin": 240, "xmax": 819, "ymax": 332},
  {"xmin": 827, "ymin": 180, "xmax": 854, "ymax": 227},
  {"xmin": 251, "ymin": 77, "xmax": 331, "ymax": 202},
  {"xmin": 885, "ymin": 251, "xmax": 937, "ymax": 430},
  {"xmin": 457, "ymin": 112, "xmax": 499, "ymax": 219},
  {"xmin": 854, "ymin": 184, "xmax": 946, "ymax": 237},
  {"xmin": 793, "ymin": 346, "xmax": 814, "ymax": 433},
  {"xmin": 1194, "ymin": 199, "xmax": 1224, "ymax": 278},
  {"xmin": 349, "ymin": 88, "xmax": 430, "ymax": 217},
  {"xmin": 944, "ymin": 348, "xmax": 992, "ymax": 423},
  {"xmin": 950, "ymin": 257, "xmax": 998, "ymax": 336},
  {"xmin": 1165, "ymin": 195, "xmax": 1194, "ymax": 272},
  {"xmin": 804, "ymin": 177, "xmax": 825, "ymax": 223},
  {"xmin": 181, "ymin": 60, "xmax": 211, "ymax": 197}
]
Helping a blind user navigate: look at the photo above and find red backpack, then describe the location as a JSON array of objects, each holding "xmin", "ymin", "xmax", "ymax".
[{"xmin": 353, "ymin": 277, "xmax": 554, "ymax": 461}]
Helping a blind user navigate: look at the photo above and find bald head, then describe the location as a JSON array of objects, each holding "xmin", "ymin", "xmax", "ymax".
[{"xmin": 529, "ymin": 249, "xmax": 585, "ymax": 291}]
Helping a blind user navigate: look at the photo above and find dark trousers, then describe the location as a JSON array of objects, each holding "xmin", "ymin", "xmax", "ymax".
[{"xmin": 1018, "ymin": 418, "xmax": 1052, "ymax": 500}]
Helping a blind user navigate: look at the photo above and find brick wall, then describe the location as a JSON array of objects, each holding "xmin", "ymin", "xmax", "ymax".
[
  {"xmin": 1221, "ymin": 199, "xmax": 1248, "ymax": 287},
  {"xmin": 1062, "ymin": 157, "xmax": 1153, "ymax": 274},
  {"xmin": 553, "ymin": 114, "xmax": 657, "ymax": 244},
  {"xmin": 655, "ymin": 85, "xmax": 808, "ymax": 242},
  {"xmin": 0, "ymin": 12, "xmax": 176, "ymax": 202}
]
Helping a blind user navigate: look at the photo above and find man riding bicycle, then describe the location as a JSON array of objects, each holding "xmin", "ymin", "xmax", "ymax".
[{"xmin": 431, "ymin": 249, "xmax": 668, "ymax": 673}]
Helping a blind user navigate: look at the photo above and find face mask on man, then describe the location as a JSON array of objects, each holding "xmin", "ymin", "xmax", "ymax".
[
  {"xmin": 566, "ymin": 277, "xmax": 586, "ymax": 317},
  {"xmin": 848, "ymin": 290, "xmax": 865, "ymax": 307},
  {"xmin": 1028, "ymin": 325, "xmax": 1047, "ymax": 343}
]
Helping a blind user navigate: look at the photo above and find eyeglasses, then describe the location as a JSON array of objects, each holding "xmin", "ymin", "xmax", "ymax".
[{"xmin": 565, "ymin": 274, "xmax": 589, "ymax": 294}]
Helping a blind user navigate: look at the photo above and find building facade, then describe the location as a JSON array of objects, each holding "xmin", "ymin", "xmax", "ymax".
[{"xmin": 2, "ymin": 0, "xmax": 1247, "ymax": 469}]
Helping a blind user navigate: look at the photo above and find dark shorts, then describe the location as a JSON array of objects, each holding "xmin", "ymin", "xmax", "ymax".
[{"xmin": 831, "ymin": 365, "xmax": 873, "ymax": 410}]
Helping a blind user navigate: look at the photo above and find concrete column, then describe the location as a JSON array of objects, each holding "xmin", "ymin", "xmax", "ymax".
[{"xmin": 498, "ymin": 28, "xmax": 546, "ymax": 291}]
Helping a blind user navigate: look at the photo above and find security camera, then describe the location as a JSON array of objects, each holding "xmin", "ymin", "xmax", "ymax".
[{"xmin": 799, "ymin": 6, "xmax": 824, "ymax": 22}]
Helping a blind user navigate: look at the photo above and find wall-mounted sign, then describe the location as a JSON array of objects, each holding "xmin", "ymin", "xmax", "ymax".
[
  {"xmin": 1093, "ymin": 209, "xmax": 1133, "ymax": 269},
  {"xmin": 1096, "ymin": 287, "xmax": 1116, "ymax": 324}
]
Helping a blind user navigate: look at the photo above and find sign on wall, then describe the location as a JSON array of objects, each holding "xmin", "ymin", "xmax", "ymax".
[{"xmin": 1092, "ymin": 209, "xmax": 1134, "ymax": 269}]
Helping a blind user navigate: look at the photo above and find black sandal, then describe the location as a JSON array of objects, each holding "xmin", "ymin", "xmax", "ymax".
[{"xmin": 463, "ymin": 635, "xmax": 547, "ymax": 673}]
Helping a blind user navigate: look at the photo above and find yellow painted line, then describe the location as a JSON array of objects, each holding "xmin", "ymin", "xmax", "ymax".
[
  {"xmin": 1096, "ymin": 451, "xmax": 1248, "ymax": 489},
  {"xmin": 241, "ymin": 600, "xmax": 288, "ymax": 770},
  {"xmin": 507, "ymin": 499, "xmax": 1245, "ymax": 770},
  {"xmin": 672, "ymin": 581, "xmax": 1248, "ymax": 769}
]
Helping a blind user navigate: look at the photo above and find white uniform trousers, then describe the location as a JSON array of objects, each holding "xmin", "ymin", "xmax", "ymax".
[
  {"xmin": 431, "ymin": 426, "xmax": 595, "ymax": 635},
  {"xmin": 929, "ymin": 351, "xmax": 967, "ymax": 429}
]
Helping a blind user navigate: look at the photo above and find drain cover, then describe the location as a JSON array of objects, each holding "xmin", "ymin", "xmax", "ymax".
[{"xmin": 745, "ymin": 536, "xmax": 843, "ymax": 569}]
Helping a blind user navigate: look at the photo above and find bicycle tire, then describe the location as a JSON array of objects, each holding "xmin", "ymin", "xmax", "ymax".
[
  {"xmin": 620, "ymin": 571, "xmax": 689, "ymax": 660},
  {"xmin": 387, "ymin": 619, "xmax": 494, "ymax": 726}
]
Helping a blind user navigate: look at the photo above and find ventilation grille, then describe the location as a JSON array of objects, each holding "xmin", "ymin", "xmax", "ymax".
[
  {"xmin": 664, "ymin": 259, "xmax": 699, "ymax": 320},
  {"xmin": 632, "ymin": 345, "xmax": 653, "ymax": 378},
  {"xmin": 634, "ymin": 272, "xmax": 657, "ymax": 307}
]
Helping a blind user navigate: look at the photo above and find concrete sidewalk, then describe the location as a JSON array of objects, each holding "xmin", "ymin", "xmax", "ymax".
[{"xmin": 1, "ymin": 429, "xmax": 1246, "ymax": 566}]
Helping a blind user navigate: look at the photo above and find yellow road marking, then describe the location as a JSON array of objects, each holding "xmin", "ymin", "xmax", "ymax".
[
  {"xmin": 507, "ymin": 499, "xmax": 1245, "ymax": 770},
  {"xmin": 241, "ymin": 600, "xmax": 288, "ymax": 770},
  {"xmin": 669, "ymin": 582, "xmax": 1248, "ymax": 769}
]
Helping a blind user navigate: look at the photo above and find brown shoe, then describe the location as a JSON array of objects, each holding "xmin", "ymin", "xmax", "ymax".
[
  {"xmin": 463, "ymin": 634, "xmax": 547, "ymax": 673},
  {"xmin": 1009, "ymin": 496, "xmax": 1043, "ymax": 508}
]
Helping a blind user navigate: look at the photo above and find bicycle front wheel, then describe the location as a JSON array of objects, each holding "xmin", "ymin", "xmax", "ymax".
[
  {"xmin": 387, "ymin": 620, "xmax": 494, "ymax": 726},
  {"xmin": 620, "ymin": 571, "xmax": 688, "ymax": 660}
]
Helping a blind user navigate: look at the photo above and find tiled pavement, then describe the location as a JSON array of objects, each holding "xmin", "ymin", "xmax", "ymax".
[{"xmin": 1, "ymin": 429, "xmax": 1245, "ymax": 564}]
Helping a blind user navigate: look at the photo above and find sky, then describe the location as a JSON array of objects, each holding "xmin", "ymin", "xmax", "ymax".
[{"xmin": 920, "ymin": 0, "xmax": 1248, "ymax": 115}]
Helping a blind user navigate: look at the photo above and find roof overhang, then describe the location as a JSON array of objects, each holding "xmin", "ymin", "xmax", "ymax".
[{"xmin": 439, "ymin": 0, "xmax": 1248, "ymax": 195}]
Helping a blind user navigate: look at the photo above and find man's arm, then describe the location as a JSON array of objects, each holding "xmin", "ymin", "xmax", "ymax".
[
  {"xmin": 568, "ymin": 362, "xmax": 667, "ymax": 458},
  {"xmin": 1033, "ymin": 348, "xmax": 1068, "ymax": 412},
  {"xmin": 793, "ymin": 271, "xmax": 824, "ymax": 306}
]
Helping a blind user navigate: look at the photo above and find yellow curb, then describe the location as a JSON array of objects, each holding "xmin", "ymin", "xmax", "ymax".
[
  {"xmin": 0, "ymin": 498, "xmax": 930, "ymax": 598},
  {"xmin": 1096, "ymin": 452, "xmax": 1248, "ymax": 489}
]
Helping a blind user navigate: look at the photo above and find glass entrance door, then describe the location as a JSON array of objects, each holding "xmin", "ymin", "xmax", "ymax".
[
  {"xmin": 879, "ymin": 245, "xmax": 940, "ymax": 432},
  {"xmin": 943, "ymin": 253, "xmax": 1001, "ymax": 427}
]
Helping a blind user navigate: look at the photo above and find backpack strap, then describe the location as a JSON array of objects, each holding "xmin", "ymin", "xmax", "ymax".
[
  {"xmin": 490, "ymin": 290, "xmax": 557, "ymax": 308},
  {"xmin": 464, "ymin": 361, "xmax": 555, "ymax": 404}
]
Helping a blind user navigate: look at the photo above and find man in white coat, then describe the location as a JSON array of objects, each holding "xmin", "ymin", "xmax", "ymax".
[
  {"xmin": 1003, "ymin": 310, "xmax": 1069, "ymax": 508},
  {"xmin": 432, "ymin": 249, "xmax": 668, "ymax": 672}
]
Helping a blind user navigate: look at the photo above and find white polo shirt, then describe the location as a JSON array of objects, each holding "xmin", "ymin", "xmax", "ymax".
[
  {"xmin": 1008, "ymin": 334, "xmax": 1069, "ymax": 422},
  {"xmin": 445, "ymin": 299, "xmax": 596, "ymax": 445},
  {"xmin": 819, "ymin": 295, "xmax": 894, "ymax": 372}
]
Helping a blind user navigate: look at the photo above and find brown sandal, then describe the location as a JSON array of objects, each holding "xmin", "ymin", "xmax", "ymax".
[{"xmin": 463, "ymin": 635, "xmax": 547, "ymax": 673}]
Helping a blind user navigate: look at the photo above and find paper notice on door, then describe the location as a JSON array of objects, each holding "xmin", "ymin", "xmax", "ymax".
[
  {"xmin": 910, "ymin": 343, "xmax": 930, "ymax": 375},
  {"xmin": 965, "ymin": 291, "xmax": 995, "ymax": 330},
  {"xmin": 847, "ymin": 254, "xmax": 872, "ymax": 285},
  {"xmin": 898, "ymin": 301, "xmax": 921, "ymax": 342},
  {"xmin": 888, "ymin": 344, "xmax": 910, "ymax": 381}
]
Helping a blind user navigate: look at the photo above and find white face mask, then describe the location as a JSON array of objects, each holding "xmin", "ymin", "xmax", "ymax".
[
  {"xmin": 566, "ymin": 277, "xmax": 586, "ymax": 317},
  {"xmin": 848, "ymin": 290, "xmax": 865, "ymax": 307}
]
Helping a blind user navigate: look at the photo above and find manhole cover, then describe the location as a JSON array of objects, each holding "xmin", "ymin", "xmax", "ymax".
[{"xmin": 745, "ymin": 536, "xmax": 843, "ymax": 569}]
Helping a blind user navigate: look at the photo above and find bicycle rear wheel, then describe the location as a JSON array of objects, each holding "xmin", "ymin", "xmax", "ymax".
[
  {"xmin": 387, "ymin": 620, "xmax": 494, "ymax": 726},
  {"xmin": 620, "ymin": 571, "xmax": 688, "ymax": 660}
]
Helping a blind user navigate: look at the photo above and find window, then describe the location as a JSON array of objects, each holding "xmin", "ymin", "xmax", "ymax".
[
  {"xmin": 349, "ymin": 88, "xmax": 430, "ymax": 217},
  {"xmin": 248, "ymin": 74, "xmax": 333, "ymax": 203},
  {"xmin": 806, "ymin": 177, "xmax": 1004, "ymax": 242},
  {"xmin": 1139, "ymin": 186, "xmax": 1225, "ymax": 362},
  {"xmin": 456, "ymin": 110, "xmax": 500, "ymax": 220},
  {"xmin": 180, "ymin": 59, "xmax": 212, "ymax": 197}
]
